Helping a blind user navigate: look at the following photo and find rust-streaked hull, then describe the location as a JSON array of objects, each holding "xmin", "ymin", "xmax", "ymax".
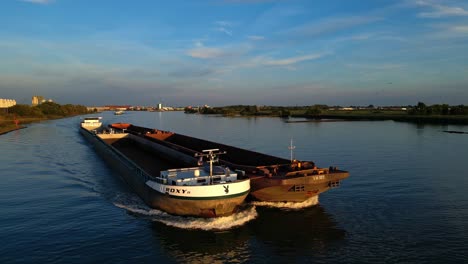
[
  {"xmin": 146, "ymin": 193, "xmax": 249, "ymax": 217},
  {"xmin": 249, "ymin": 171, "xmax": 349, "ymax": 202}
]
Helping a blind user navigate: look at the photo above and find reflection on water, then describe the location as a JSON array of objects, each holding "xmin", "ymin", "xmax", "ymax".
[
  {"xmin": 111, "ymin": 186, "xmax": 345, "ymax": 263},
  {"xmin": 147, "ymin": 202, "xmax": 345, "ymax": 263},
  {"xmin": 248, "ymin": 205, "xmax": 345, "ymax": 260}
]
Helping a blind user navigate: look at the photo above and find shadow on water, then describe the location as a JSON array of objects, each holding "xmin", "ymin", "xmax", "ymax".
[
  {"xmin": 413, "ymin": 122, "xmax": 449, "ymax": 134},
  {"xmin": 248, "ymin": 205, "xmax": 346, "ymax": 259},
  {"xmin": 148, "ymin": 204, "xmax": 346, "ymax": 263}
]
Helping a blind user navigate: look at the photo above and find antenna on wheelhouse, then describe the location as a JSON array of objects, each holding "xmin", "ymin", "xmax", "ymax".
[
  {"xmin": 288, "ymin": 138, "xmax": 296, "ymax": 162},
  {"xmin": 195, "ymin": 149, "xmax": 227, "ymax": 182}
]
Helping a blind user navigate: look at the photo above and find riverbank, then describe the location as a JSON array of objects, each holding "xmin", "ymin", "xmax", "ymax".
[
  {"xmin": 190, "ymin": 111, "xmax": 468, "ymax": 125},
  {"xmin": 0, "ymin": 125, "xmax": 27, "ymax": 135},
  {"xmin": 0, "ymin": 114, "xmax": 88, "ymax": 135},
  {"xmin": 192, "ymin": 106, "xmax": 468, "ymax": 125},
  {"xmin": 290, "ymin": 113, "xmax": 468, "ymax": 125},
  {"xmin": 0, "ymin": 117, "xmax": 49, "ymax": 135},
  {"xmin": 1, "ymin": 102, "xmax": 91, "ymax": 136}
]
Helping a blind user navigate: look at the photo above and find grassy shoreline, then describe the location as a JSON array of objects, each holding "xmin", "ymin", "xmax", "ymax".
[
  {"xmin": 0, "ymin": 117, "xmax": 51, "ymax": 135},
  {"xmin": 1, "ymin": 102, "xmax": 90, "ymax": 136},
  {"xmin": 193, "ymin": 106, "xmax": 468, "ymax": 125},
  {"xmin": 0, "ymin": 124, "xmax": 27, "ymax": 135},
  {"xmin": 291, "ymin": 113, "xmax": 468, "ymax": 125},
  {"xmin": 0, "ymin": 115, "xmax": 87, "ymax": 135},
  {"xmin": 2, "ymin": 108, "xmax": 467, "ymax": 135},
  {"xmin": 223, "ymin": 113, "xmax": 468, "ymax": 125}
]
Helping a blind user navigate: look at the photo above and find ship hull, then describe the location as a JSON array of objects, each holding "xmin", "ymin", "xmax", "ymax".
[
  {"xmin": 249, "ymin": 172, "xmax": 348, "ymax": 202},
  {"xmin": 80, "ymin": 128, "xmax": 249, "ymax": 217},
  {"xmin": 144, "ymin": 187, "xmax": 249, "ymax": 217}
]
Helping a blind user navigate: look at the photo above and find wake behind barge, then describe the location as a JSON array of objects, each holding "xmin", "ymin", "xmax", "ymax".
[{"xmin": 110, "ymin": 123, "xmax": 349, "ymax": 203}]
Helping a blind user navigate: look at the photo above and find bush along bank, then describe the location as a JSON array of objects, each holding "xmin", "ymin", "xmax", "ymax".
[{"xmin": 0, "ymin": 102, "xmax": 91, "ymax": 135}]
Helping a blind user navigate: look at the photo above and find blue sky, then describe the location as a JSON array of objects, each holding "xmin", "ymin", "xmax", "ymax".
[{"xmin": 1, "ymin": 0, "xmax": 467, "ymax": 106}]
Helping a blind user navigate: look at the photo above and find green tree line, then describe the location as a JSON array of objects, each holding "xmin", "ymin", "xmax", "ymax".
[
  {"xmin": 191, "ymin": 103, "xmax": 468, "ymax": 117},
  {"xmin": 6, "ymin": 102, "xmax": 90, "ymax": 118},
  {"xmin": 408, "ymin": 102, "xmax": 468, "ymax": 115},
  {"xmin": 192, "ymin": 105, "xmax": 328, "ymax": 117}
]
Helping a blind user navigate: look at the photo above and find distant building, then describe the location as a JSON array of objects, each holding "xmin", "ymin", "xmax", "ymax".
[
  {"xmin": 31, "ymin": 96, "xmax": 53, "ymax": 106},
  {"xmin": 0, "ymin": 98, "xmax": 17, "ymax": 108},
  {"xmin": 105, "ymin": 105, "xmax": 131, "ymax": 110},
  {"xmin": 86, "ymin": 106, "xmax": 109, "ymax": 112},
  {"xmin": 32, "ymin": 95, "xmax": 45, "ymax": 106},
  {"xmin": 157, "ymin": 103, "xmax": 163, "ymax": 110}
]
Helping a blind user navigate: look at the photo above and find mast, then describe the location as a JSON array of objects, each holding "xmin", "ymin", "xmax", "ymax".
[
  {"xmin": 288, "ymin": 138, "xmax": 296, "ymax": 162},
  {"xmin": 194, "ymin": 149, "xmax": 227, "ymax": 184}
]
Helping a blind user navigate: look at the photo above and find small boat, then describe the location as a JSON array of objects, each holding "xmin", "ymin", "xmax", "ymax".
[
  {"xmin": 81, "ymin": 117, "xmax": 102, "ymax": 130},
  {"xmin": 114, "ymin": 110, "xmax": 124, "ymax": 115},
  {"xmin": 110, "ymin": 123, "xmax": 350, "ymax": 203},
  {"xmin": 80, "ymin": 119, "xmax": 250, "ymax": 218}
]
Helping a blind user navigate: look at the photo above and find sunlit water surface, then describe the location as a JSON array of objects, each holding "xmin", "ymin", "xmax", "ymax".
[{"xmin": 1, "ymin": 111, "xmax": 467, "ymax": 263}]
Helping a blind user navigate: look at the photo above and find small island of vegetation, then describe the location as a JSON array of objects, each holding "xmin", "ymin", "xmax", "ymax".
[{"xmin": 0, "ymin": 102, "xmax": 91, "ymax": 135}]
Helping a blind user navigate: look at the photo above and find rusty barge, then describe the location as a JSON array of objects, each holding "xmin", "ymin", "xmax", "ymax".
[{"xmin": 110, "ymin": 123, "xmax": 349, "ymax": 203}]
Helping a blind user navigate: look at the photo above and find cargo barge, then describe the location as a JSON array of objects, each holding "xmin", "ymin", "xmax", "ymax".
[
  {"xmin": 80, "ymin": 118, "xmax": 250, "ymax": 218},
  {"xmin": 110, "ymin": 123, "xmax": 349, "ymax": 203}
]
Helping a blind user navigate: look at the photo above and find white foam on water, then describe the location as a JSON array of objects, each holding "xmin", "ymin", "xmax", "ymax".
[
  {"xmin": 113, "ymin": 193, "xmax": 172, "ymax": 216},
  {"xmin": 251, "ymin": 195, "xmax": 319, "ymax": 209},
  {"xmin": 157, "ymin": 206, "xmax": 258, "ymax": 231},
  {"xmin": 114, "ymin": 202, "xmax": 172, "ymax": 217},
  {"xmin": 112, "ymin": 194, "xmax": 257, "ymax": 230}
]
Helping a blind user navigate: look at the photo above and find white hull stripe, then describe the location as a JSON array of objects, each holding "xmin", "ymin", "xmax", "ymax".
[{"xmin": 146, "ymin": 180, "xmax": 250, "ymax": 199}]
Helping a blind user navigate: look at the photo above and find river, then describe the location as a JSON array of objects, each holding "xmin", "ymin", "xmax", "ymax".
[{"xmin": 1, "ymin": 111, "xmax": 467, "ymax": 263}]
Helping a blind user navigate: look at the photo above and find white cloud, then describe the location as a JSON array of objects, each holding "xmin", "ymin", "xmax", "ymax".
[
  {"xmin": 187, "ymin": 47, "xmax": 226, "ymax": 59},
  {"xmin": 263, "ymin": 53, "xmax": 328, "ymax": 66},
  {"xmin": 247, "ymin": 35, "xmax": 265, "ymax": 40},
  {"xmin": 332, "ymin": 32, "xmax": 407, "ymax": 44},
  {"xmin": 426, "ymin": 22, "xmax": 468, "ymax": 38},
  {"xmin": 187, "ymin": 44, "xmax": 251, "ymax": 59},
  {"xmin": 215, "ymin": 21, "xmax": 232, "ymax": 27},
  {"xmin": 451, "ymin": 25, "xmax": 468, "ymax": 32},
  {"xmin": 208, "ymin": 51, "xmax": 330, "ymax": 72},
  {"xmin": 216, "ymin": 27, "xmax": 233, "ymax": 36},
  {"xmin": 346, "ymin": 63, "xmax": 404, "ymax": 70},
  {"xmin": 214, "ymin": 21, "xmax": 234, "ymax": 36},
  {"xmin": 20, "ymin": 0, "xmax": 53, "ymax": 4},
  {"xmin": 288, "ymin": 16, "xmax": 383, "ymax": 38},
  {"xmin": 349, "ymin": 34, "xmax": 371, "ymax": 40},
  {"xmin": 415, "ymin": 0, "xmax": 468, "ymax": 18}
]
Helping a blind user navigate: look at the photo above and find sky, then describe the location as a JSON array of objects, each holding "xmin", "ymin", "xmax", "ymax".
[{"xmin": 1, "ymin": 0, "xmax": 468, "ymax": 106}]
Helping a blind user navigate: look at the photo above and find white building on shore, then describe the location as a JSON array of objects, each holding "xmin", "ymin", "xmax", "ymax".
[{"xmin": 0, "ymin": 98, "xmax": 17, "ymax": 108}]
